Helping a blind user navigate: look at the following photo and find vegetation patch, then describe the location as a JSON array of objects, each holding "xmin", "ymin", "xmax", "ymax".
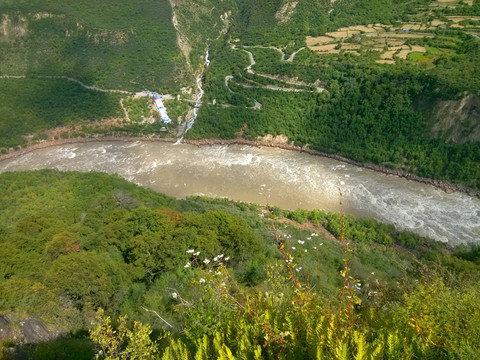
[
  {"xmin": 1, "ymin": 170, "xmax": 479, "ymax": 358},
  {"xmin": 0, "ymin": 1, "xmax": 181, "ymax": 92},
  {"xmin": 0, "ymin": 77, "xmax": 122, "ymax": 149}
]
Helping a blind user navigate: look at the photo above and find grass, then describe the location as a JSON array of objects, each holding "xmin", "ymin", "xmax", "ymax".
[
  {"xmin": 408, "ymin": 46, "xmax": 446, "ymax": 65},
  {"xmin": 123, "ymin": 97, "xmax": 155, "ymax": 123},
  {"xmin": 426, "ymin": 46, "xmax": 444, "ymax": 55}
]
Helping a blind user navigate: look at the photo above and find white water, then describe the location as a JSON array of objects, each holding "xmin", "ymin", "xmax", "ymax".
[
  {"xmin": 205, "ymin": 50, "xmax": 210, "ymax": 67},
  {"xmin": 1, "ymin": 142, "xmax": 479, "ymax": 246},
  {"xmin": 174, "ymin": 49, "xmax": 208, "ymax": 144}
]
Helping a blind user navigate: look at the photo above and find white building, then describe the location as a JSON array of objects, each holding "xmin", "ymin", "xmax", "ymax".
[{"xmin": 153, "ymin": 96, "xmax": 172, "ymax": 124}]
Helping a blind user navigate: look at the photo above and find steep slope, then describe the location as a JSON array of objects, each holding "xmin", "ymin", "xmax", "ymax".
[
  {"xmin": 1, "ymin": 170, "xmax": 479, "ymax": 358},
  {"xmin": 430, "ymin": 92, "xmax": 480, "ymax": 143},
  {"xmin": 0, "ymin": 1, "xmax": 181, "ymax": 92}
]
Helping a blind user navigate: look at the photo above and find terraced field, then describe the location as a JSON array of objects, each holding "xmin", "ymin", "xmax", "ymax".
[{"xmin": 306, "ymin": 0, "xmax": 480, "ymax": 65}]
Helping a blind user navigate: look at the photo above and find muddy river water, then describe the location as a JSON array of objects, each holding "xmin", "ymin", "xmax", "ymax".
[{"xmin": 0, "ymin": 141, "xmax": 478, "ymax": 245}]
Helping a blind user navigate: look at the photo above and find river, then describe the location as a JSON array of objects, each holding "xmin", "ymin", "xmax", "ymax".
[{"xmin": 0, "ymin": 141, "xmax": 478, "ymax": 245}]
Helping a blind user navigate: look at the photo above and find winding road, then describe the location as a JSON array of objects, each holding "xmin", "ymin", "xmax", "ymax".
[
  {"xmin": 0, "ymin": 74, "xmax": 132, "ymax": 94},
  {"xmin": 244, "ymin": 45, "xmax": 306, "ymax": 62},
  {"xmin": 226, "ymin": 44, "xmax": 325, "ymax": 93}
]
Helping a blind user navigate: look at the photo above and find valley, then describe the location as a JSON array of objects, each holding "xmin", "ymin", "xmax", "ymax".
[
  {"xmin": 0, "ymin": 1, "xmax": 480, "ymax": 358},
  {"xmin": 1, "ymin": 141, "xmax": 479, "ymax": 245}
]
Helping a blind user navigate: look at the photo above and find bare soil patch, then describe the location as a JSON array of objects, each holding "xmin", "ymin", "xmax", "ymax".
[
  {"xmin": 0, "ymin": 14, "xmax": 28, "ymax": 40},
  {"xmin": 306, "ymin": 35, "xmax": 334, "ymax": 46},
  {"xmin": 381, "ymin": 50, "xmax": 396, "ymax": 59},
  {"xmin": 376, "ymin": 59, "xmax": 395, "ymax": 64},
  {"xmin": 411, "ymin": 45, "xmax": 426, "ymax": 52},
  {"xmin": 431, "ymin": 19, "xmax": 445, "ymax": 26},
  {"xmin": 402, "ymin": 23, "xmax": 425, "ymax": 30},
  {"xmin": 309, "ymin": 43, "xmax": 337, "ymax": 52},
  {"xmin": 325, "ymin": 30, "xmax": 360, "ymax": 39},
  {"xmin": 257, "ymin": 134, "xmax": 290, "ymax": 144},
  {"xmin": 447, "ymin": 16, "xmax": 480, "ymax": 22},
  {"xmin": 341, "ymin": 44, "xmax": 361, "ymax": 50},
  {"xmin": 275, "ymin": 1, "xmax": 298, "ymax": 24},
  {"xmin": 397, "ymin": 49, "xmax": 412, "ymax": 59}
]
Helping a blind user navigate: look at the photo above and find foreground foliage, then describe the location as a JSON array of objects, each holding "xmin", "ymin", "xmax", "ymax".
[
  {"xmin": 91, "ymin": 276, "xmax": 480, "ymax": 359},
  {"xmin": 0, "ymin": 170, "xmax": 479, "ymax": 358}
]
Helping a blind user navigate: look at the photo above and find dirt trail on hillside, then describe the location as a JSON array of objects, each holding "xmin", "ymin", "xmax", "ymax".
[{"xmin": 0, "ymin": 75, "xmax": 131, "ymax": 94}]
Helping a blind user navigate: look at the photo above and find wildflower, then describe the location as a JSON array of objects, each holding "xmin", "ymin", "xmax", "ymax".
[
  {"xmin": 306, "ymin": 237, "xmax": 311, "ymax": 240},
  {"xmin": 194, "ymin": 251, "xmax": 200, "ymax": 256},
  {"xmin": 371, "ymin": 272, "xmax": 375, "ymax": 275},
  {"xmin": 213, "ymin": 256, "xmax": 218, "ymax": 261},
  {"xmin": 199, "ymin": 278, "xmax": 206, "ymax": 283},
  {"xmin": 171, "ymin": 292, "xmax": 178, "ymax": 299},
  {"xmin": 203, "ymin": 258, "xmax": 210, "ymax": 264},
  {"xmin": 292, "ymin": 246, "xmax": 296, "ymax": 250},
  {"xmin": 295, "ymin": 268, "xmax": 301, "ymax": 272},
  {"xmin": 186, "ymin": 249, "xmax": 195, "ymax": 254},
  {"xmin": 184, "ymin": 262, "xmax": 191, "ymax": 268},
  {"xmin": 225, "ymin": 256, "xmax": 230, "ymax": 261},
  {"xmin": 305, "ymin": 249, "xmax": 307, "ymax": 253},
  {"xmin": 218, "ymin": 254, "xmax": 224, "ymax": 259},
  {"xmin": 216, "ymin": 271, "xmax": 221, "ymax": 275},
  {"xmin": 319, "ymin": 243, "xmax": 324, "ymax": 246},
  {"xmin": 298, "ymin": 240, "xmax": 304, "ymax": 245},
  {"xmin": 313, "ymin": 246, "xmax": 317, "ymax": 250}
]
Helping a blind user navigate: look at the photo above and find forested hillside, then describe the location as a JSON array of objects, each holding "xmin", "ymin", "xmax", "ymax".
[
  {"xmin": 191, "ymin": 0, "xmax": 480, "ymax": 189},
  {"xmin": 0, "ymin": 0, "xmax": 180, "ymax": 91},
  {"xmin": 0, "ymin": 170, "xmax": 479, "ymax": 358},
  {"xmin": 1, "ymin": 1, "xmax": 480, "ymax": 358},
  {"xmin": 1, "ymin": 0, "xmax": 479, "ymax": 190}
]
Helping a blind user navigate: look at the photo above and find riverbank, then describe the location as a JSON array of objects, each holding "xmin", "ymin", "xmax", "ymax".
[
  {"xmin": 184, "ymin": 138, "xmax": 480, "ymax": 199},
  {"xmin": 1, "ymin": 135, "xmax": 479, "ymax": 199}
]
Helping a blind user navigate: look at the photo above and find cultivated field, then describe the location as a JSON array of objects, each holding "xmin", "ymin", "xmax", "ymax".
[{"xmin": 306, "ymin": 0, "xmax": 479, "ymax": 65}]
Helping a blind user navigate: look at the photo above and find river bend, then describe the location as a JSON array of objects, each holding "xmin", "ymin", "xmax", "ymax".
[{"xmin": 0, "ymin": 141, "xmax": 478, "ymax": 245}]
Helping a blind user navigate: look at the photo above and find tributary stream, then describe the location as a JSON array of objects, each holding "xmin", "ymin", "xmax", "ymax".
[{"xmin": 0, "ymin": 141, "xmax": 479, "ymax": 245}]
